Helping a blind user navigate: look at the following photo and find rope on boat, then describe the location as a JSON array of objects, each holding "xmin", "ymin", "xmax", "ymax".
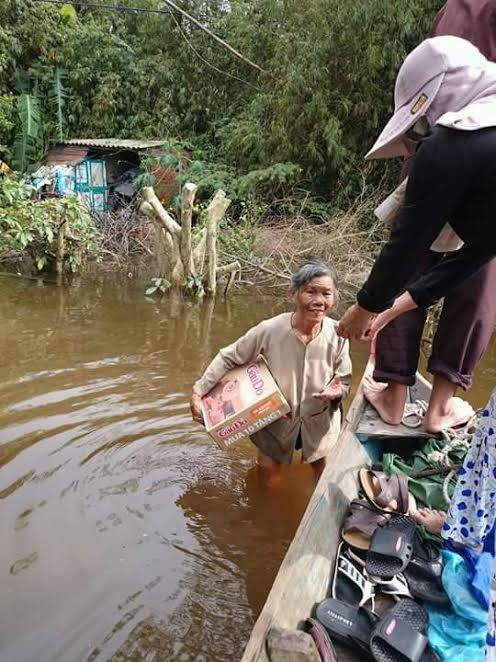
[{"xmin": 403, "ymin": 400, "xmax": 479, "ymax": 505}]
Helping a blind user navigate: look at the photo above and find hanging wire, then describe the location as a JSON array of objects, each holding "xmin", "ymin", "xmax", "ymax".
[{"xmin": 33, "ymin": 0, "xmax": 265, "ymax": 88}]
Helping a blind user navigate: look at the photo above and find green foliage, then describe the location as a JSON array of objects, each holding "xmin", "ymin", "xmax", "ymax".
[
  {"xmin": 0, "ymin": 94, "xmax": 15, "ymax": 157},
  {"xmin": 0, "ymin": 0, "xmax": 440, "ymax": 207},
  {"xmin": 0, "ymin": 176, "xmax": 32, "ymax": 206},
  {"xmin": 50, "ymin": 68, "xmax": 67, "ymax": 142},
  {"xmin": 12, "ymin": 93, "xmax": 42, "ymax": 171},
  {"xmin": 184, "ymin": 274, "xmax": 205, "ymax": 300},
  {"xmin": 218, "ymin": 201, "xmax": 260, "ymax": 258},
  {"xmin": 0, "ymin": 176, "xmax": 97, "ymax": 272},
  {"xmin": 145, "ymin": 277, "xmax": 171, "ymax": 296}
]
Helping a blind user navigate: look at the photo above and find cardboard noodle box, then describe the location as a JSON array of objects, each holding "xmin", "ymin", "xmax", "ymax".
[{"xmin": 201, "ymin": 357, "xmax": 291, "ymax": 450}]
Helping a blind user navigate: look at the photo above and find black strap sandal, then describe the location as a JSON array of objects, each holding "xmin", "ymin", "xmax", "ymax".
[
  {"xmin": 371, "ymin": 599, "xmax": 426, "ymax": 661},
  {"xmin": 370, "ymin": 599, "xmax": 439, "ymax": 662},
  {"xmin": 366, "ymin": 516, "xmax": 416, "ymax": 578},
  {"xmin": 315, "ymin": 597, "xmax": 378, "ymax": 659},
  {"xmin": 404, "ymin": 534, "xmax": 450, "ymax": 606}
]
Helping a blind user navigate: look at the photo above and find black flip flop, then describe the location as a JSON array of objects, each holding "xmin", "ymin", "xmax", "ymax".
[
  {"xmin": 332, "ymin": 542, "xmax": 375, "ymax": 608},
  {"xmin": 366, "ymin": 516, "xmax": 416, "ymax": 578},
  {"xmin": 315, "ymin": 597, "xmax": 378, "ymax": 659},
  {"xmin": 370, "ymin": 599, "xmax": 435, "ymax": 662},
  {"xmin": 404, "ymin": 534, "xmax": 450, "ymax": 606}
]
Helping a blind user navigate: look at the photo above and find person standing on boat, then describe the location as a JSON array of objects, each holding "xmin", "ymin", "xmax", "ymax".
[
  {"xmin": 337, "ymin": 36, "xmax": 496, "ymax": 425},
  {"xmin": 339, "ymin": 2, "xmax": 496, "ymax": 435},
  {"xmin": 190, "ymin": 259, "xmax": 352, "ymax": 481}
]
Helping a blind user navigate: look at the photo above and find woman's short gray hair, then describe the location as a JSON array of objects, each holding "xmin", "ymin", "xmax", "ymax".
[{"xmin": 290, "ymin": 258, "xmax": 338, "ymax": 294}]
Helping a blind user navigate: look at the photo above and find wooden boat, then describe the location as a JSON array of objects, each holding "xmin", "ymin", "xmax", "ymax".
[{"xmin": 241, "ymin": 366, "xmax": 432, "ymax": 662}]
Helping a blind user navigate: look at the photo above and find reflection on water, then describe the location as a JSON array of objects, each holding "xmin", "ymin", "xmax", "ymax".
[{"xmin": 0, "ymin": 276, "xmax": 494, "ymax": 661}]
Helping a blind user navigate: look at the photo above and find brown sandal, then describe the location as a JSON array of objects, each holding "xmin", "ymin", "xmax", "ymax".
[
  {"xmin": 341, "ymin": 498, "xmax": 392, "ymax": 550},
  {"xmin": 359, "ymin": 469, "xmax": 416, "ymax": 515}
]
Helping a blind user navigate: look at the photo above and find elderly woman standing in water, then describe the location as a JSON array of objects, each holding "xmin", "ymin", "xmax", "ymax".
[{"xmin": 190, "ymin": 259, "xmax": 352, "ymax": 481}]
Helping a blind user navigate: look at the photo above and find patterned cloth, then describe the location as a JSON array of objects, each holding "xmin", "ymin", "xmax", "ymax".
[{"xmin": 442, "ymin": 388, "xmax": 496, "ymax": 660}]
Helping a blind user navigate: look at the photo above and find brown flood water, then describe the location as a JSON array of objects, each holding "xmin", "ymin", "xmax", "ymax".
[{"xmin": 0, "ymin": 276, "xmax": 494, "ymax": 662}]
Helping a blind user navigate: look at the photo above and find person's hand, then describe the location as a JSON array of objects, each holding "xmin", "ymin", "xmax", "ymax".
[
  {"xmin": 337, "ymin": 304, "xmax": 376, "ymax": 341},
  {"xmin": 190, "ymin": 392, "xmax": 205, "ymax": 425},
  {"xmin": 368, "ymin": 292, "xmax": 419, "ymax": 340},
  {"xmin": 313, "ymin": 376, "xmax": 343, "ymax": 402},
  {"xmin": 368, "ymin": 309, "xmax": 394, "ymax": 340}
]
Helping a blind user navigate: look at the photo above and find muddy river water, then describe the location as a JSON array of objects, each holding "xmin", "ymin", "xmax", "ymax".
[{"xmin": 1, "ymin": 276, "xmax": 495, "ymax": 661}]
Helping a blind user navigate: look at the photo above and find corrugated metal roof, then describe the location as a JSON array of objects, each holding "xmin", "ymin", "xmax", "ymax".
[{"xmin": 64, "ymin": 138, "xmax": 166, "ymax": 150}]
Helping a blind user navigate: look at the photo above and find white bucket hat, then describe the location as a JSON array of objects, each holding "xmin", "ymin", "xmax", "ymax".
[{"xmin": 366, "ymin": 36, "xmax": 488, "ymax": 160}]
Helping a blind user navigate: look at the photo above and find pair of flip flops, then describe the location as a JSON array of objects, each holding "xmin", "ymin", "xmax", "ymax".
[
  {"xmin": 332, "ymin": 542, "xmax": 412, "ymax": 610},
  {"xmin": 316, "ymin": 597, "xmax": 440, "ymax": 662},
  {"xmin": 365, "ymin": 515, "xmax": 449, "ymax": 606}
]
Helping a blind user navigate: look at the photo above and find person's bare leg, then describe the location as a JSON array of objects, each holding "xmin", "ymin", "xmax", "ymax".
[
  {"xmin": 412, "ymin": 508, "xmax": 446, "ymax": 535},
  {"xmin": 424, "ymin": 375, "xmax": 475, "ymax": 433},
  {"xmin": 310, "ymin": 457, "xmax": 326, "ymax": 481},
  {"xmin": 363, "ymin": 377, "xmax": 408, "ymax": 425},
  {"xmin": 256, "ymin": 449, "xmax": 283, "ymax": 486}
]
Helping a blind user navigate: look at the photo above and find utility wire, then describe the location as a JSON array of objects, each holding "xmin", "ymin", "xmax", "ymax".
[
  {"xmin": 34, "ymin": 0, "xmax": 267, "ymax": 75},
  {"xmin": 162, "ymin": 3, "xmax": 260, "ymax": 89}
]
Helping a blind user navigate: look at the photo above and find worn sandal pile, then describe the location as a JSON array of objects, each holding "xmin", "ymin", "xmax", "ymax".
[{"xmin": 309, "ymin": 469, "xmax": 449, "ymax": 662}]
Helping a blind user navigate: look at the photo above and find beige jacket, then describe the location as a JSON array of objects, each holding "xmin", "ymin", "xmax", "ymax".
[{"xmin": 194, "ymin": 313, "xmax": 352, "ymax": 464}]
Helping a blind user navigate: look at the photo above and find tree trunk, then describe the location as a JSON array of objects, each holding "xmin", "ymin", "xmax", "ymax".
[
  {"xmin": 192, "ymin": 228, "xmax": 207, "ymax": 274},
  {"xmin": 142, "ymin": 201, "xmax": 175, "ymax": 281},
  {"xmin": 180, "ymin": 182, "xmax": 197, "ymax": 279},
  {"xmin": 141, "ymin": 187, "xmax": 181, "ymax": 237},
  {"xmin": 56, "ymin": 220, "xmax": 66, "ymax": 284},
  {"xmin": 205, "ymin": 190, "xmax": 231, "ymax": 296}
]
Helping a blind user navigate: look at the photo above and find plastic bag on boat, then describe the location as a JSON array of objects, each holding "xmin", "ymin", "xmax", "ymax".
[{"xmin": 426, "ymin": 550, "xmax": 487, "ymax": 662}]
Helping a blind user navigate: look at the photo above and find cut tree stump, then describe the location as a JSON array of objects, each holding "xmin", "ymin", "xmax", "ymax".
[{"xmin": 140, "ymin": 183, "xmax": 236, "ymax": 298}]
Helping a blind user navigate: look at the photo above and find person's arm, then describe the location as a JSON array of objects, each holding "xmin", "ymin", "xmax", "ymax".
[
  {"xmin": 367, "ymin": 244, "xmax": 494, "ymax": 339},
  {"xmin": 357, "ymin": 128, "xmax": 473, "ymax": 313},
  {"xmin": 408, "ymin": 243, "xmax": 494, "ymax": 308}
]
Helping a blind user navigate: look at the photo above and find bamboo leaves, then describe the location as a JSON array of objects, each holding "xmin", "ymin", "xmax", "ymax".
[
  {"xmin": 50, "ymin": 68, "xmax": 67, "ymax": 143},
  {"xmin": 12, "ymin": 93, "xmax": 42, "ymax": 172}
]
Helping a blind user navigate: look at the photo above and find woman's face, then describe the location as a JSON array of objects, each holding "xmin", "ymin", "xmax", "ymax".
[{"xmin": 293, "ymin": 276, "xmax": 335, "ymax": 322}]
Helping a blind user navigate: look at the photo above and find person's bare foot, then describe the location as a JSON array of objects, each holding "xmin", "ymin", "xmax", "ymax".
[
  {"xmin": 363, "ymin": 378, "xmax": 407, "ymax": 426},
  {"xmin": 412, "ymin": 508, "xmax": 446, "ymax": 535},
  {"xmin": 424, "ymin": 396, "xmax": 475, "ymax": 433}
]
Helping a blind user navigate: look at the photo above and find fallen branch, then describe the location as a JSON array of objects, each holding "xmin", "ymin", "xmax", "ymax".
[
  {"xmin": 216, "ymin": 260, "xmax": 241, "ymax": 277},
  {"xmin": 220, "ymin": 251, "xmax": 291, "ymax": 281}
]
